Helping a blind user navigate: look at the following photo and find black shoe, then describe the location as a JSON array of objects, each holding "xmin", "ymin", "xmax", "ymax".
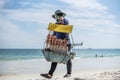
[
  {"xmin": 63, "ymin": 74, "xmax": 71, "ymax": 78},
  {"xmin": 40, "ymin": 73, "xmax": 52, "ymax": 79}
]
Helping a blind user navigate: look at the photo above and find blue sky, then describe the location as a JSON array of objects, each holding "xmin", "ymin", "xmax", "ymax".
[{"xmin": 0, "ymin": 0, "xmax": 120, "ymax": 49}]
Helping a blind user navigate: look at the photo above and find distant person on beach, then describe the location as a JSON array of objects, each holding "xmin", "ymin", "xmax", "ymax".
[
  {"xmin": 40, "ymin": 10, "xmax": 72, "ymax": 79},
  {"xmin": 95, "ymin": 54, "xmax": 98, "ymax": 58},
  {"xmin": 101, "ymin": 55, "xmax": 104, "ymax": 57}
]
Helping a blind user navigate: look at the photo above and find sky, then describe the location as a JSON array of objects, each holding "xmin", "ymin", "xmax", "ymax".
[{"xmin": 0, "ymin": 0, "xmax": 120, "ymax": 49}]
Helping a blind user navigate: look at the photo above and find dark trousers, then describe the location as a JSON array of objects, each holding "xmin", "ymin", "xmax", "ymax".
[
  {"xmin": 48, "ymin": 44, "xmax": 72, "ymax": 76},
  {"xmin": 48, "ymin": 59, "xmax": 72, "ymax": 76}
]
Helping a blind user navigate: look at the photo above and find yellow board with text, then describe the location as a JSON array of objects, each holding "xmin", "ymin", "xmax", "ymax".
[{"xmin": 48, "ymin": 23, "xmax": 73, "ymax": 33}]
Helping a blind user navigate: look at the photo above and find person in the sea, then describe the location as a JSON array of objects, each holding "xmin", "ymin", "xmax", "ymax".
[{"xmin": 40, "ymin": 10, "xmax": 72, "ymax": 79}]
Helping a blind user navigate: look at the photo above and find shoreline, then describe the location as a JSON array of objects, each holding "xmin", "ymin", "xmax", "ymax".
[{"xmin": 0, "ymin": 55, "xmax": 120, "ymax": 62}]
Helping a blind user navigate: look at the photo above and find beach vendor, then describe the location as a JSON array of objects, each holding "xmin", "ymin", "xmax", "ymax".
[{"xmin": 41, "ymin": 10, "xmax": 72, "ymax": 79}]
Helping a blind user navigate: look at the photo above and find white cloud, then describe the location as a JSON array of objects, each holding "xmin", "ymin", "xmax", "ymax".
[
  {"xmin": 0, "ymin": 18, "xmax": 46, "ymax": 48},
  {"xmin": 2, "ymin": 9, "xmax": 55, "ymax": 25},
  {"xmin": 58, "ymin": 0, "xmax": 120, "ymax": 36},
  {"xmin": 0, "ymin": 2, "xmax": 57, "ymax": 48},
  {"xmin": 60, "ymin": 0, "xmax": 108, "ymax": 10},
  {"xmin": 71, "ymin": 18, "xmax": 120, "ymax": 35},
  {"xmin": 32, "ymin": 3, "xmax": 57, "ymax": 9}
]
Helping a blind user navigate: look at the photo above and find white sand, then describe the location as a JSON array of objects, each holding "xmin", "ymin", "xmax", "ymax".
[{"xmin": 0, "ymin": 57, "xmax": 120, "ymax": 80}]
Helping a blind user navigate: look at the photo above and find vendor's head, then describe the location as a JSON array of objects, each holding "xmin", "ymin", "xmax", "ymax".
[{"xmin": 52, "ymin": 10, "xmax": 66, "ymax": 20}]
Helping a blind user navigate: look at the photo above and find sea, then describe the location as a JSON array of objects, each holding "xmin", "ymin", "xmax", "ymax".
[{"xmin": 0, "ymin": 49, "xmax": 120, "ymax": 61}]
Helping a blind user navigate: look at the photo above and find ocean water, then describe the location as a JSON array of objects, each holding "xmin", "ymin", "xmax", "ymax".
[{"xmin": 0, "ymin": 49, "xmax": 120, "ymax": 61}]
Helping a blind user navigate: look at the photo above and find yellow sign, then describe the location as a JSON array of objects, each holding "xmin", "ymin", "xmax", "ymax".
[{"xmin": 48, "ymin": 23, "xmax": 73, "ymax": 33}]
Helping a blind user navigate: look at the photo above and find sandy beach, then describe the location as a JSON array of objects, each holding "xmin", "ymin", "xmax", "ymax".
[{"xmin": 0, "ymin": 57, "xmax": 120, "ymax": 80}]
